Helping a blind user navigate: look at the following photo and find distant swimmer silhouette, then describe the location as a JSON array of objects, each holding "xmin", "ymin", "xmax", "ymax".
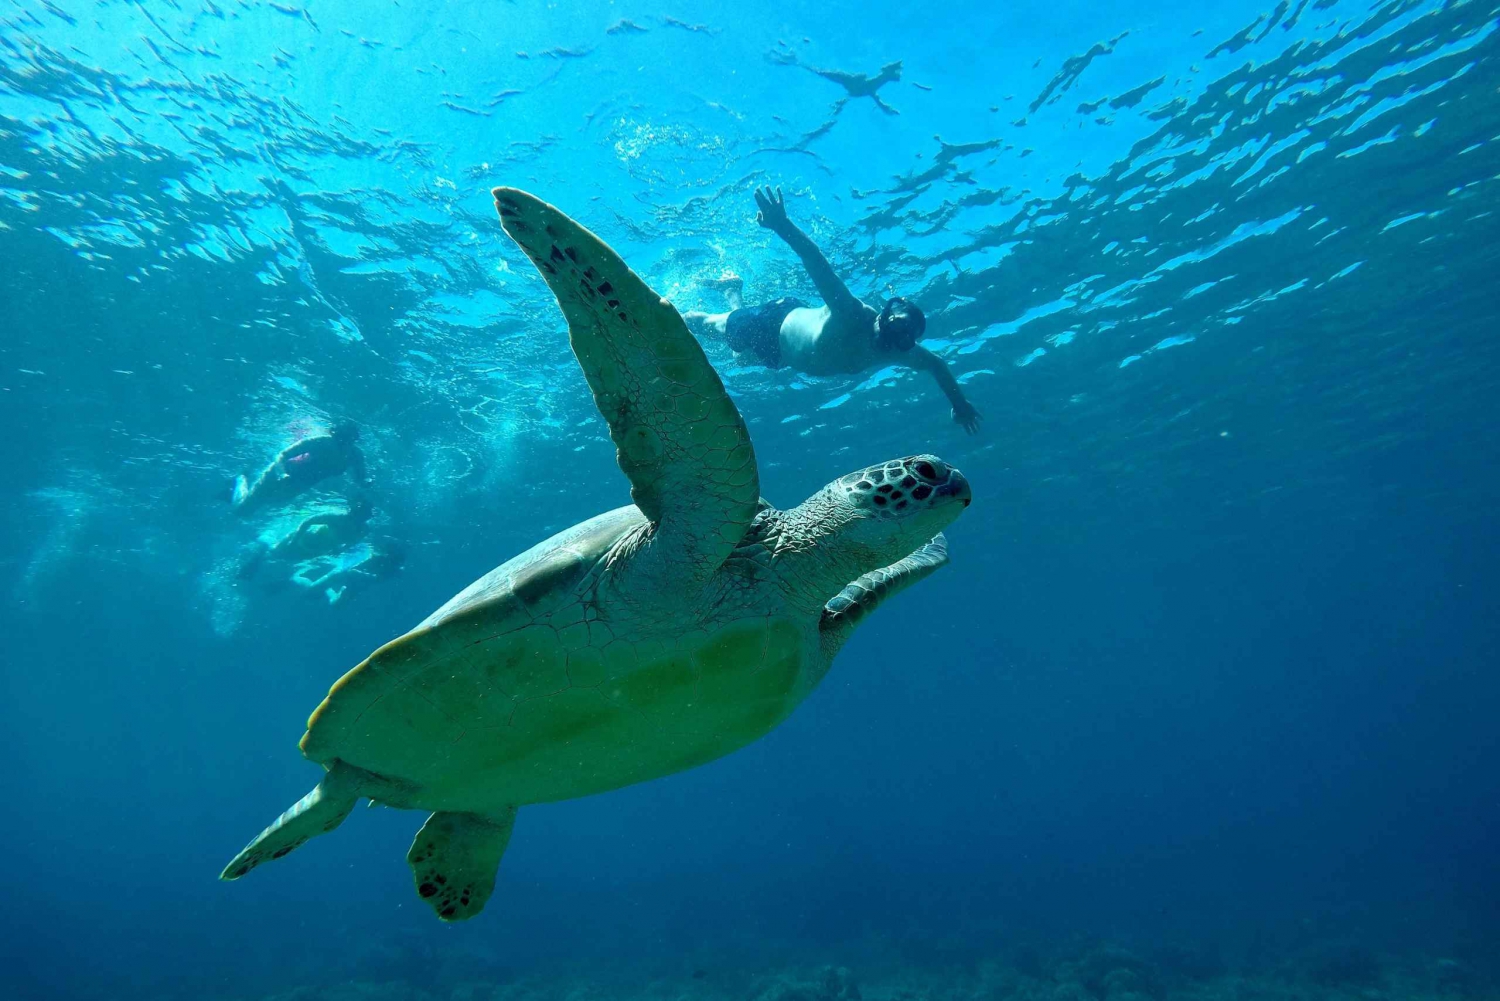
[
  {"xmin": 684, "ymin": 187, "xmax": 981, "ymax": 433},
  {"xmin": 290, "ymin": 538, "xmax": 404, "ymax": 605},
  {"xmin": 236, "ymin": 498, "xmax": 373, "ymax": 581},
  {"xmin": 768, "ymin": 45, "xmax": 904, "ymax": 115},
  {"xmin": 808, "ymin": 60, "xmax": 904, "ymax": 114},
  {"xmin": 230, "ymin": 421, "xmax": 368, "ymax": 516}
]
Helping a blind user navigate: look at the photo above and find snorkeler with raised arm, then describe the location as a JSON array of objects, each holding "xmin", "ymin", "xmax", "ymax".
[{"xmin": 683, "ymin": 186, "xmax": 981, "ymax": 434}]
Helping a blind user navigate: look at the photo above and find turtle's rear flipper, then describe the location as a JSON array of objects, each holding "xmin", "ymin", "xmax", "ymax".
[
  {"xmin": 408, "ymin": 807, "xmax": 518, "ymax": 921},
  {"xmin": 219, "ymin": 760, "xmax": 365, "ymax": 880}
]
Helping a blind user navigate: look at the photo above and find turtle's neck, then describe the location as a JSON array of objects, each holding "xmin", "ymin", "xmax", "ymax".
[{"xmin": 752, "ymin": 490, "xmax": 892, "ymax": 617}]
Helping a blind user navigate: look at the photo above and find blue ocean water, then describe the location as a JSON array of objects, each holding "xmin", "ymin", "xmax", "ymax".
[{"xmin": 3, "ymin": 0, "xmax": 1499, "ymax": 998}]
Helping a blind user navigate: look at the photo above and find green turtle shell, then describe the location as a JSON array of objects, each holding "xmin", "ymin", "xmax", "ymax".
[{"xmin": 298, "ymin": 505, "xmax": 809, "ymax": 813}]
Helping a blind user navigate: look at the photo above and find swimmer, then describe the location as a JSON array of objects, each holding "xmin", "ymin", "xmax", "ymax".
[
  {"xmin": 235, "ymin": 498, "xmax": 373, "ymax": 581},
  {"xmin": 230, "ymin": 421, "xmax": 367, "ymax": 516},
  {"xmin": 290, "ymin": 539, "xmax": 404, "ymax": 605},
  {"xmin": 683, "ymin": 187, "xmax": 982, "ymax": 433}
]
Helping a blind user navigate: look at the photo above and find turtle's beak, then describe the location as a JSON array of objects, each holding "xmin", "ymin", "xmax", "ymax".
[
  {"xmin": 937, "ymin": 467, "xmax": 972, "ymax": 507},
  {"xmin": 911, "ymin": 456, "xmax": 969, "ymax": 509}
]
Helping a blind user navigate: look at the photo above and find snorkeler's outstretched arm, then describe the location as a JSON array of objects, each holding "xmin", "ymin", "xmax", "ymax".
[
  {"xmin": 754, "ymin": 187, "xmax": 863, "ymax": 317},
  {"xmin": 347, "ymin": 445, "xmax": 368, "ymax": 484},
  {"xmin": 909, "ymin": 346, "xmax": 982, "ymax": 434}
]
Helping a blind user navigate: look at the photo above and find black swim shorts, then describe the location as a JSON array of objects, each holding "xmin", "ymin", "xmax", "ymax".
[{"xmin": 723, "ymin": 297, "xmax": 806, "ymax": 368}]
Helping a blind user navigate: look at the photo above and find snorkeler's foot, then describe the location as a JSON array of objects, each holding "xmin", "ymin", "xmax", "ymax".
[
  {"xmin": 683, "ymin": 310, "xmax": 731, "ymax": 343},
  {"xmin": 683, "ymin": 310, "xmax": 711, "ymax": 339},
  {"xmin": 704, "ymin": 271, "xmax": 744, "ymax": 310}
]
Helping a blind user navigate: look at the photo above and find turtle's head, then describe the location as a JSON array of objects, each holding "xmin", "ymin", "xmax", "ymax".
[
  {"xmin": 778, "ymin": 454, "xmax": 970, "ymax": 608},
  {"xmin": 831, "ymin": 454, "xmax": 970, "ymax": 559}
]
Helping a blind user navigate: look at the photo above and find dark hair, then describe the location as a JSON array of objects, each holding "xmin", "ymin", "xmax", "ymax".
[{"xmin": 876, "ymin": 297, "xmax": 925, "ymax": 351}]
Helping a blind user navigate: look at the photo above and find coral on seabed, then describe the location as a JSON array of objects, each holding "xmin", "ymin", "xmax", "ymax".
[{"xmin": 241, "ymin": 942, "xmax": 1500, "ymax": 1001}]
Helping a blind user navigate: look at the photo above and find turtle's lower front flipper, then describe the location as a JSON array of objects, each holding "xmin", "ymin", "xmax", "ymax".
[
  {"xmin": 219, "ymin": 760, "xmax": 368, "ymax": 880},
  {"xmin": 408, "ymin": 807, "xmax": 518, "ymax": 921},
  {"xmin": 820, "ymin": 534, "xmax": 951, "ymax": 649}
]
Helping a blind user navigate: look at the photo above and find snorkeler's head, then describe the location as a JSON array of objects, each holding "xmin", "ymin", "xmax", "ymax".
[
  {"xmin": 875, "ymin": 297, "xmax": 925, "ymax": 352},
  {"xmin": 330, "ymin": 420, "xmax": 360, "ymax": 444}
]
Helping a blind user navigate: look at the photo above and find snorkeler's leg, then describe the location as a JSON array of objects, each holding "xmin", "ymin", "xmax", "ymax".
[
  {"xmin": 231, "ymin": 474, "xmax": 252, "ymax": 509},
  {"xmin": 684, "ymin": 310, "xmax": 729, "ymax": 342},
  {"xmin": 231, "ymin": 458, "xmax": 294, "ymax": 515},
  {"xmin": 683, "ymin": 311, "xmax": 731, "ymax": 342},
  {"xmin": 704, "ymin": 272, "xmax": 744, "ymax": 310},
  {"xmin": 231, "ymin": 466, "xmax": 270, "ymax": 514},
  {"xmin": 717, "ymin": 274, "xmax": 741, "ymax": 309}
]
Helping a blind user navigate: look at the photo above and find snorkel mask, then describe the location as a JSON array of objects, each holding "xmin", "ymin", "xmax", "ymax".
[{"xmin": 876, "ymin": 297, "xmax": 926, "ymax": 351}]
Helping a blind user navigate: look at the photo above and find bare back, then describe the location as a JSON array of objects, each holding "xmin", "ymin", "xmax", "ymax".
[{"xmin": 778, "ymin": 302, "xmax": 888, "ymax": 376}]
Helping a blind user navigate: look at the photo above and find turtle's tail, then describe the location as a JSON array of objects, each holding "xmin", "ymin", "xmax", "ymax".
[{"xmin": 219, "ymin": 760, "xmax": 365, "ymax": 881}]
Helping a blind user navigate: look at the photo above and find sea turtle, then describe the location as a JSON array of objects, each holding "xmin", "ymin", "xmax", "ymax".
[{"xmin": 221, "ymin": 187, "xmax": 973, "ymax": 922}]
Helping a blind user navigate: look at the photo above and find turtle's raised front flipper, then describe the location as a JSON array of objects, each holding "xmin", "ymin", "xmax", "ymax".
[
  {"xmin": 408, "ymin": 807, "xmax": 517, "ymax": 922},
  {"xmin": 220, "ymin": 760, "xmax": 367, "ymax": 880},
  {"xmin": 492, "ymin": 187, "xmax": 759, "ymax": 581},
  {"xmin": 820, "ymin": 534, "xmax": 951, "ymax": 650}
]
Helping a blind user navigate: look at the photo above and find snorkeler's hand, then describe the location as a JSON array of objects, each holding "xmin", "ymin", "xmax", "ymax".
[
  {"xmin": 754, "ymin": 186, "xmax": 790, "ymax": 234},
  {"xmin": 952, "ymin": 400, "xmax": 982, "ymax": 435}
]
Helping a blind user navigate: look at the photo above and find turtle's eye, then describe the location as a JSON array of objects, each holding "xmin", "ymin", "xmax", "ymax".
[{"xmin": 913, "ymin": 460, "xmax": 939, "ymax": 482}]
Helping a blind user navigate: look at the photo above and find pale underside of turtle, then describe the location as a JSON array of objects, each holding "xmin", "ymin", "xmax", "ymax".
[{"xmin": 221, "ymin": 187, "xmax": 972, "ymax": 922}]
